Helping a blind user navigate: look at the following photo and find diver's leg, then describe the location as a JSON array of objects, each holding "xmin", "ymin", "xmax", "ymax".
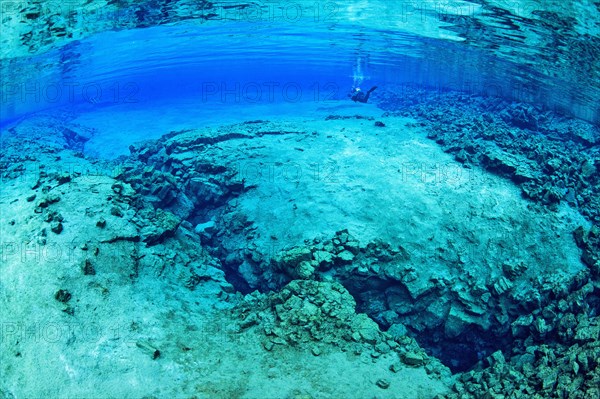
[{"xmin": 363, "ymin": 86, "xmax": 378, "ymax": 103}]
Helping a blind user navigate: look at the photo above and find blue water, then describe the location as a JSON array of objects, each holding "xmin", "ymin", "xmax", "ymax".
[{"xmin": 2, "ymin": 1, "xmax": 599, "ymax": 128}]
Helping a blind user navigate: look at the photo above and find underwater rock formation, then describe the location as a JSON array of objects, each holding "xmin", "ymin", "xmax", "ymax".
[
  {"xmin": 378, "ymin": 87, "xmax": 600, "ymax": 222},
  {"xmin": 235, "ymin": 279, "xmax": 451, "ymax": 378},
  {"xmin": 2, "ymin": 101, "xmax": 597, "ymax": 397},
  {"xmin": 376, "ymin": 87, "xmax": 600, "ymax": 396},
  {"xmin": 110, "ymin": 115, "xmax": 595, "ymax": 379}
]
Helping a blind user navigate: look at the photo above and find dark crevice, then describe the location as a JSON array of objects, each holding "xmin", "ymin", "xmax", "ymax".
[
  {"xmin": 221, "ymin": 263, "xmax": 253, "ymax": 295},
  {"xmin": 338, "ymin": 275, "xmax": 510, "ymax": 373}
]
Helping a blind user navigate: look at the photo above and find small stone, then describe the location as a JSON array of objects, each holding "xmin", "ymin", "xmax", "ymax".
[
  {"xmin": 274, "ymin": 247, "xmax": 312, "ymax": 271},
  {"xmin": 37, "ymin": 194, "xmax": 60, "ymax": 208},
  {"xmin": 313, "ymin": 250, "xmax": 335, "ymax": 269},
  {"xmin": 492, "ymin": 276, "xmax": 513, "ymax": 295},
  {"xmin": 572, "ymin": 361, "xmax": 580, "ymax": 375},
  {"xmin": 135, "ymin": 340, "xmax": 161, "ymax": 360},
  {"xmin": 337, "ymin": 231, "xmax": 349, "ymax": 244},
  {"xmin": 45, "ymin": 211, "xmax": 63, "ymax": 223},
  {"xmin": 424, "ymin": 363, "xmax": 437, "ymax": 375},
  {"xmin": 239, "ymin": 313, "xmax": 258, "ymax": 329},
  {"xmin": 336, "ymin": 250, "xmax": 355, "ymax": 264},
  {"xmin": 111, "ymin": 182, "xmax": 124, "ymax": 194},
  {"xmin": 511, "ymin": 314, "xmax": 533, "ymax": 338},
  {"xmin": 532, "ymin": 317, "xmax": 549, "ymax": 336},
  {"xmin": 403, "ymin": 352, "xmax": 425, "ymax": 366},
  {"xmin": 83, "ymin": 259, "xmax": 96, "ymax": 276},
  {"xmin": 271, "ymin": 337, "xmax": 286, "ymax": 345},
  {"xmin": 26, "ymin": 194, "xmax": 36, "ymax": 202},
  {"xmin": 540, "ymin": 369, "xmax": 558, "ymax": 390},
  {"xmin": 502, "ymin": 260, "xmax": 527, "ymax": 279},
  {"xmin": 374, "ymin": 121, "xmax": 386, "ymax": 127},
  {"xmin": 194, "ymin": 220, "xmax": 216, "ymax": 235},
  {"xmin": 574, "ymin": 322, "xmax": 600, "ymax": 342},
  {"xmin": 55, "ymin": 289, "xmax": 71, "ymax": 303},
  {"xmin": 57, "ymin": 173, "xmax": 71, "ymax": 185},
  {"xmin": 263, "ymin": 341, "xmax": 274, "ymax": 351},
  {"xmin": 353, "ymin": 314, "xmax": 380, "ymax": 344},
  {"xmin": 389, "ymin": 362, "xmax": 402, "ymax": 373},
  {"xmin": 488, "ymin": 350, "xmax": 505, "ymax": 366},
  {"xmin": 48, "ymin": 193, "xmax": 60, "ymax": 203},
  {"xmin": 311, "ymin": 346, "xmax": 321, "ymax": 356},
  {"xmin": 545, "ymin": 158, "xmax": 561, "ymax": 173},
  {"xmin": 292, "ymin": 260, "xmax": 314, "ymax": 279},
  {"xmin": 375, "ymin": 342, "xmax": 390, "ymax": 354},
  {"xmin": 376, "ymin": 379, "xmax": 390, "ymax": 389},
  {"xmin": 110, "ymin": 206, "xmax": 123, "ymax": 217},
  {"xmin": 322, "ymin": 242, "xmax": 335, "ymax": 253},
  {"xmin": 62, "ymin": 306, "xmax": 75, "ymax": 316},
  {"xmin": 96, "ymin": 218, "xmax": 106, "ymax": 228},
  {"xmin": 344, "ymin": 240, "xmax": 360, "ymax": 255},
  {"xmin": 50, "ymin": 221, "xmax": 63, "ymax": 234}
]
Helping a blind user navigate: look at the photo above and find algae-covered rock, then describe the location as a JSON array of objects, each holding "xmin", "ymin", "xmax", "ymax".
[
  {"xmin": 402, "ymin": 351, "xmax": 426, "ymax": 367},
  {"xmin": 402, "ymin": 272, "xmax": 435, "ymax": 300},
  {"xmin": 491, "ymin": 276, "xmax": 513, "ymax": 296},
  {"xmin": 233, "ymin": 278, "xmax": 458, "ymax": 382},
  {"xmin": 36, "ymin": 193, "xmax": 60, "ymax": 208},
  {"xmin": 272, "ymin": 247, "xmax": 314, "ymax": 279},
  {"xmin": 313, "ymin": 250, "xmax": 335, "ymax": 269},
  {"xmin": 574, "ymin": 319, "xmax": 600, "ymax": 343},
  {"xmin": 444, "ymin": 304, "xmax": 481, "ymax": 339},
  {"xmin": 502, "ymin": 260, "xmax": 527, "ymax": 280},
  {"xmin": 236, "ymin": 280, "xmax": 383, "ymax": 349},
  {"xmin": 194, "ymin": 220, "xmax": 216, "ymax": 238},
  {"xmin": 295, "ymin": 261, "xmax": 316, "ymax": 280},
  {"xmin": 511, "ymin": 314, "xmax": 533, "ymax": 338},
  {"xmin": 351, "ymin": 313, "xmax": 380, "ymax": 344},
  {"xmin": 139, "ymin": 208, "xmax": 181, "ymax": 245},
  {"xmin": 50, "ymin": 221, "xmax": 63, "ymax": 234},
  {"xmin": 335, "ymin": 250, "xmax": 355, "ymax": 265},
  {"xmin": 273, "ymin": 247, "xmax": 312, "ymax": 269}
]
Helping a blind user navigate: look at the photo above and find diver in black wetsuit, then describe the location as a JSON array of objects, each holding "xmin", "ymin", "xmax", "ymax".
[{"xmin": 350, "ymin": 86, "xmax": 377, "ymax": 103}]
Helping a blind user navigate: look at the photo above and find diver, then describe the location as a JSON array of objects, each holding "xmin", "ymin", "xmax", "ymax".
[{"xmin": 350, "ymin": 86, "xmax": 377, "ymax": 103}]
